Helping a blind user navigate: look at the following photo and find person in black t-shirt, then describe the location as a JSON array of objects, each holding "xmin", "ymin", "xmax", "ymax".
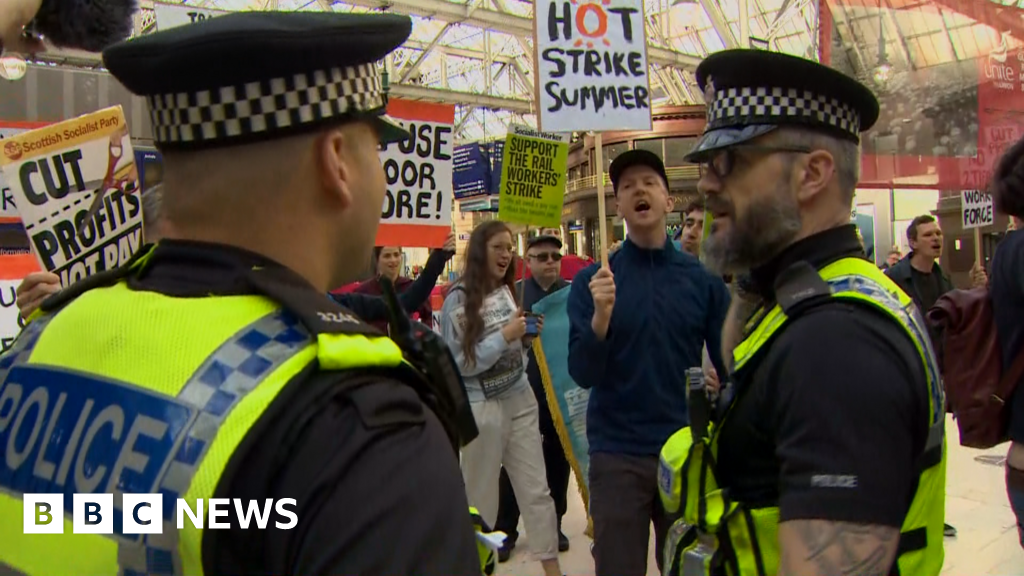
[{"xmin": 884, "ymin": 215, "xmax": 954, "ymax": 315}]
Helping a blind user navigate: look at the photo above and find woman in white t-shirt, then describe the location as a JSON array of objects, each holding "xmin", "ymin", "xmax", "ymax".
[{"xmin": 441, "ymin": 220, "xmax": 562, "ymax": 576}]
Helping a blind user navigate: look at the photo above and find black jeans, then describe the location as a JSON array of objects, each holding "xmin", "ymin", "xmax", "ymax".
[
  {"xmin": 589, "ymin": 452, "xmax": 674, "ymax": 576},
  {"xmin": 495, "ymin": 397, "xmax": 570, "ymax": 541}
]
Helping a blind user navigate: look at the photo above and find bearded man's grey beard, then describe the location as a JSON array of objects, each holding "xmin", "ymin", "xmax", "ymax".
[{"xmin": 702, "ymin": 186, "xmax": 803, "ymax": 275}]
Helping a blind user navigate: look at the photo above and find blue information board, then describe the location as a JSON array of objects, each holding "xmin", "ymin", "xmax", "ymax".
[{"xmin": 453, "ymin": 143, "xmax": 489, "ymax": 200}]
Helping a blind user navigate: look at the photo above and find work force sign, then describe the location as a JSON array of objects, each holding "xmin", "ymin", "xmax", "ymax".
[
  {"xmin": 961, "ymin": 189, "xmax": 994, "ymax": 230},
  {"xmin": 377, "ymin": 99, "xmax": 455, "ymax": 248},
  {"xmin": 0, "ymin": 106, "xmax": 143, "ymax": 288},
  {"xmin": 535, "ymin": 0, "xmax": 652, "ymax": 132},
  {"xmin": 498, "ymin": 125, "xmax": 569, "ymax": 228}
]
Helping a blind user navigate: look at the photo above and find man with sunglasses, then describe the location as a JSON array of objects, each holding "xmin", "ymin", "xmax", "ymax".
[
  {"xmin": 658, "ymin": 49, "xmax": 946, "ymax": 576},
  {"xmin": 496, "ymin": 234, "xmax": 572, "ymax": 561}
]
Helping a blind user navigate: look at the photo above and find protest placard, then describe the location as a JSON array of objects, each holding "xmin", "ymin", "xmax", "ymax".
[
  {"xmin": 0, "ymin": 254, "xmax": 39, "ymax": 353},
  {"xmin": 497, "ymin": 124, "xmax": 569, "ymax": 228},
  {"xmin": 377, "ymin": 99, "xmax": 455, "ymax": 248},
  {"xmin": 534, "ymin": 0, "xmax": 652, "ymax": 132},
  {"xmin": 0, "ymin": 106, "xmax": 143, "ymax": 288},
  {"xmin": 153, "ymin": 0, "xmax": 228, "ymax": 30},
  {"xmin": 0, "ymin": 122, "xmax": 48, "ymax": 224},
  {"xmin": 961, "ymin": 189, "xmax": 994, "ymax": 230}
]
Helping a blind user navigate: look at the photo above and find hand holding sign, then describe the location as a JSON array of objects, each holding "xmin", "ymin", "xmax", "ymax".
[
  {"xmin": 14, "ymin": 271, "xmax": 60, "ymax": 318},
  {"xmin": 970, "ymin": 261, "xmax": 988, "ymax": 288},
  {"xmin": 442, "ymin": 231, "xmax": 456, "ymax": 254}
]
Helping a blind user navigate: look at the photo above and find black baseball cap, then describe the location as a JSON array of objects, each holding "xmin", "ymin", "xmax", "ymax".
[
  {"xmin": 609, "ymin": 150, "xmax": 669, "ymax": 195},
  {"xmin": 526, "ymin": 235, "xmax": 562, "ymax": 250}
]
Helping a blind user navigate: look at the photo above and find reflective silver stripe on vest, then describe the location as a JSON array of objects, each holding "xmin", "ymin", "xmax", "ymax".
[
  {"xmin": 0, "ymin": 316, "xmax": 53, "ymax": 381},
  {"xmin": 0, "ymin": 318, "xmax": 52, "ymax": 576},
  {"xmin": 113, "ymin": 310, "xmax": 311, "ymax": 576},
  {"xmin": 826, "ymin": 273, "xmax": 946, "ymax": 429}
]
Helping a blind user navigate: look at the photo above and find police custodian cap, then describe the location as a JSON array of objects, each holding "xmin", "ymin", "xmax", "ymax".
[
  {"xmin": 685, "ymin": 49, "xmax": 880, "ymax": 162},
  {"xmin": 102, "ymin": 12, "xmax": 413, "ymax": 151}
]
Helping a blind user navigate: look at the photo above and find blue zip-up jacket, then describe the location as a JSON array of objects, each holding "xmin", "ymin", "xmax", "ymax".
[{"xmin": 567, "ymin": 238, "xmax": 730, "ymax": 456}]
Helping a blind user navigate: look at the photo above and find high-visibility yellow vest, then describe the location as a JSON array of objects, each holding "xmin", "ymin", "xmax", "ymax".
[
  {"xmin": 0, "ymin": 261, "xmax": 486, "ymax": 576},
  {"xmin": 658, "ymin": 257, "xmax": 946, "ymax": 576}
]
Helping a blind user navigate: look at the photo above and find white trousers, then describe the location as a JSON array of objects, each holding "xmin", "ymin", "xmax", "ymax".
[{"xmin": 461, "ymin": 386, "xmax": 559, "ymax": 560}]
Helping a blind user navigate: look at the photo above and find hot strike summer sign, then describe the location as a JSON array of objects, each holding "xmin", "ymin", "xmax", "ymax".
[
  {"xmin": 377, "ymin": 100, "xmax": 455, "ymax": 248},
  {"xmin": 535, "ymin": 0, "xmax": 652, "ymax": 132}
]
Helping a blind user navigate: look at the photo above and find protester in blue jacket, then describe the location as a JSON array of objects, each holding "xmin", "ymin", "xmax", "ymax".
[{"xmin": 567, "ymin": 150, "xmax": 729, "ymax": 576}]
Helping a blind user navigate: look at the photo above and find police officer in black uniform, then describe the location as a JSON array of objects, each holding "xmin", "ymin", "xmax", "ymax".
[
  {"xmin": 5, "ymin": 12, "xmax": 481, "ymax": 576},
  {"xmin": 660, "ymin": 49, "xmax": 947, "ymax": 576}
]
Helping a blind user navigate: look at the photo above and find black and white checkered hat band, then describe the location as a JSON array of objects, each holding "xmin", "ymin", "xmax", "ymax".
[
  {"xmin": 147, "ymin": 64, "xmax": 384, "ymax": 145},
  {"xmin": 706, "ymin": 86, "xmax": 861, "ymax": 137}
]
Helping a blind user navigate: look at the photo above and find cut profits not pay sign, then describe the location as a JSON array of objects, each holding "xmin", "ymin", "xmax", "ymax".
[
  {"xmin": 961, "ymin": 189, "xmax": 994, "ymax": 230},
  {"xmin": 0, "ymin": 106, "xmax": 143, "ymax": 288},
  {"xmin": 377, "ymin": 100, "xmax": 455, "ymax": 248}
]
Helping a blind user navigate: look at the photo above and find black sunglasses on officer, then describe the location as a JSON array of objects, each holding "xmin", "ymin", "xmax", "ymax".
[{"xmin": 697, "ymin": 143, "xmax": 813, "ymax": 181}]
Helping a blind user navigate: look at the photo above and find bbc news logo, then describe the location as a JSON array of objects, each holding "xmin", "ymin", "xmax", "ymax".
[{"xmin": 23, "ymin": 494, "xmax": 298, "ymax": 534}]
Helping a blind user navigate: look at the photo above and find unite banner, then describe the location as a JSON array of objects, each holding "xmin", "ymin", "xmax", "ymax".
[
  {"xmin": 534, "ymin": 0, "xmax": 653, "ymax": 132},
  {"xmin": 377, "ymin": 99, "xmax": 455, "ymax": 248},
  {"xmin": 0, "ymin": 106, "xmax": 144, "ymax": 288}
]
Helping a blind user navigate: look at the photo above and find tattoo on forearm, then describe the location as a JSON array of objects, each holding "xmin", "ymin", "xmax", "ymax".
[{"xmin": 785, "ymin": 520, "xmax": 898, "ymax": 576}]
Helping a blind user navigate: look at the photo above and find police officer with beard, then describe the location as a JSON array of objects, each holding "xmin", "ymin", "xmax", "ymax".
[{"xmin": 658, "ymin": 49, "xmax": 947, "ymax": 576}]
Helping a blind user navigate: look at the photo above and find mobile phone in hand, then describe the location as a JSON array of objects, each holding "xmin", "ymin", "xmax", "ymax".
[{"xmin": 524, "ymin": 313, "xmax": 539, "ymax": 336}]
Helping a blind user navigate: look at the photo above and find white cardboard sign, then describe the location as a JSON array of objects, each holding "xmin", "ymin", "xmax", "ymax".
[
  {"xmin": 0, "ymin": 279, "xmax": 24, "ymax": 353},
  {"xmin": 0, "ymin": 126, "xmax": 28, "ymax": 222},
  {"xmin": 0, "ymin": 107, "xmax": 144, "ymax": 287},
  {"xmin": 535, "ymin": 0, "xmax": 653, "ymax": 132},
  {"xmin": 961, "ymin": 189, "xmax": 994, "ymax": 230},
  {"xmin": 376, "ymin": 101, "xmax": 456, "ymax": 248}
]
